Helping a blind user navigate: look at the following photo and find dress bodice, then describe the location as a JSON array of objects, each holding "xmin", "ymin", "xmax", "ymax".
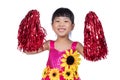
[
  {"xmin": 42, "ymin": 40, "xmax": 81, "ymax": 80},
  {"xmin": 46, "ymin": 40, "xmax": 78, "ymax": 71}
]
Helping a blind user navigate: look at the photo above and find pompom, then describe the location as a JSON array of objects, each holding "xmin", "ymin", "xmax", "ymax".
[
  {"xmin": 17, "ymin": 10, "xmax": 46, "ymax": 52},
  {"xmin": 84, "ymin": 11, "xmax": 108, "ymax": 61}
]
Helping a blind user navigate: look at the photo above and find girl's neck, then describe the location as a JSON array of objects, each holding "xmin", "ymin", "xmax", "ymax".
[
  {"xmin": 55, "ymin": 36, "xmax": 72, "ymax": 43},
  {"xmin": 54, "ymin": 36, "xmax": 72, "ymax": 51}
]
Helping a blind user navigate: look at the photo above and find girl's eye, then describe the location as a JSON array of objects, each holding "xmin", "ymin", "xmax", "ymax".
[
  {"xmin": 64, "ymin": 21, "xmax": 69, "ymax": 22},
  {"xmin": 55, "ymin": 20, "xmax": 60, "ymax": 22}
]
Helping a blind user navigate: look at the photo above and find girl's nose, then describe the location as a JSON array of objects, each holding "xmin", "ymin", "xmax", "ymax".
[{"xmin": 59, "ymin": 22, "xmax": 65, "ymax": 27}]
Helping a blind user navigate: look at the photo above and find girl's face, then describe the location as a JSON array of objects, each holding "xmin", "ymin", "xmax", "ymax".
[{"xmin": 52, "ymin": 16, "xmax": 74, "ymax": 37}]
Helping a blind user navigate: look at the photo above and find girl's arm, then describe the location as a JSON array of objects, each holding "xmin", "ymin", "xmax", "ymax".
[
  {"xmin": 24, "ymin": 40, "xmax": 50, "ymax": 55},
  {"xmin": 76, "ymin": 42, "xmax": 84, "ymax": 56}
]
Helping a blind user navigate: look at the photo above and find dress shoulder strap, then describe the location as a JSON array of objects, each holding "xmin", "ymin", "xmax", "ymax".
[
  {"xmin": 71, "ymin": 42, "xmax": 78, "ymax": 50},
  {"xmin": 50, "ymin": 40, "xmax": 78, "ymax": 50},
  {"xmin": 50, "ymin": 40, "xmax": 54, "ymax": 49}
]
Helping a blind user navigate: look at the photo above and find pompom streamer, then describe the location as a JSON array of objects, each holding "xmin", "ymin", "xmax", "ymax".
[
  {"xmin": 17, "ymin": 10, "xmax": 46, "ymax": 52},
  {"xmin": 84, "ymin": 11, "xmax": 108, "ymax": 61}
]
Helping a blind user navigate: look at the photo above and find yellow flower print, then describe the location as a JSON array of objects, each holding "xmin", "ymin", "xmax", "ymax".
[
  {"xmin": 61, "ymin": 49, "xmax": 81, "ymax": 71},
  {"xmin": 49, "ymin": 68, "xmax": 60, "ymax": 80},
  {"xmin": 73, "ymin": 70, "xmax": 79, "ymax": 79},
  {"xmin": 62, "ymin": 68, "xmax": 74, "ymax": 80},
  {"xmin": 42, "ymin": 66, "xmax": 50, "ymax": 78}
]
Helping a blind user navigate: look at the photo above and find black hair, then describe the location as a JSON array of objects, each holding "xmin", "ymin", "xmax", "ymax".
[{"xmin": 52, "ymin": 7, "xmax": 74, "ymax": 24}]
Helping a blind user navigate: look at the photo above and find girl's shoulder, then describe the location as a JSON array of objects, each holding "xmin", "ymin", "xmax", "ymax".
[
  {"xmin": 76, "ymin": 41, "xmax": 83, "ymax": 47},
  {"xmin": 43, "ymin": 40, "xmax": 50, "ymax": 50},
  {"xmin": 75, "ymin": 41, "xmax": 84, "ymax": 56},
  {"xmin": 72, "ymin": 41, "xmax": 83, "ymax": 47},
  {"xmin": 43, "ymin": 40, "xmax": 54, "ymax": 50}
]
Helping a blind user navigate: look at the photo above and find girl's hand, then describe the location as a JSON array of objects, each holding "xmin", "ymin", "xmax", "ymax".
[
  {"xmin": 24, "ymin": 50, "xmax": 38, "ymax": 55},
  {"xmin": 24, "ymin": 40, "xmax": 50, "ymax": 55}
]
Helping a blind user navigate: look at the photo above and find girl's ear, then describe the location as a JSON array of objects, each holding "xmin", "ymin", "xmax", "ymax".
[{"xmin": 71, "ymin": 24, "xmax": 75, "ymax": 30}]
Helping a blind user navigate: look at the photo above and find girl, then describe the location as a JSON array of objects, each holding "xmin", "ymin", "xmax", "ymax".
[
  {"xmin": 24, "ymin": 7, "xmax": 83, "ymax": 80},
  {"xmin": 18, "ymin": 7, "xmax": 107, "ymax": 80}
]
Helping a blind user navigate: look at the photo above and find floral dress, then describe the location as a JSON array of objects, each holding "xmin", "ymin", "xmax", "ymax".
[{"xmin": 42, "ymin": 40, "xmax": 81, "ymax": 80}]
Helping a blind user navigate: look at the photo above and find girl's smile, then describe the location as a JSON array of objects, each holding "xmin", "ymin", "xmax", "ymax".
[{"xmin": 58, "ymin": 28, "xmax": 66, "ymax": 32}]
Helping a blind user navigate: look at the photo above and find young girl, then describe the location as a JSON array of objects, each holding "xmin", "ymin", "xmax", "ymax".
[
  {"xmin": 24, "ymin": 7, "xmax": 83, "ymax": 80},
  {"xmin": 18, "ymin": 7, "xmax": 107, "ymax": 80}
]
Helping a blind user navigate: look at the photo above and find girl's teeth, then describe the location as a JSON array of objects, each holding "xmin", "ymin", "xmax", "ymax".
[{"xmin": 58, "ymin": 29, "xmax": 65, "ymax": 31}]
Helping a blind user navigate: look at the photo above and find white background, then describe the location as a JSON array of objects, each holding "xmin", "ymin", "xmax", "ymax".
[{"xmin": 0, "ymin": 0, "xmax": 120, "ymax": 80}]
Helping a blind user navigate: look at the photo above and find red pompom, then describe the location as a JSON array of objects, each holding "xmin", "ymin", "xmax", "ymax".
[
  {"xmin": 17, "ymin": 10, "xmax": 46, "ymax": 52},
  {"xmin": 84, "ymin": 11, "xmax": 108, "ymax": 61}
]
